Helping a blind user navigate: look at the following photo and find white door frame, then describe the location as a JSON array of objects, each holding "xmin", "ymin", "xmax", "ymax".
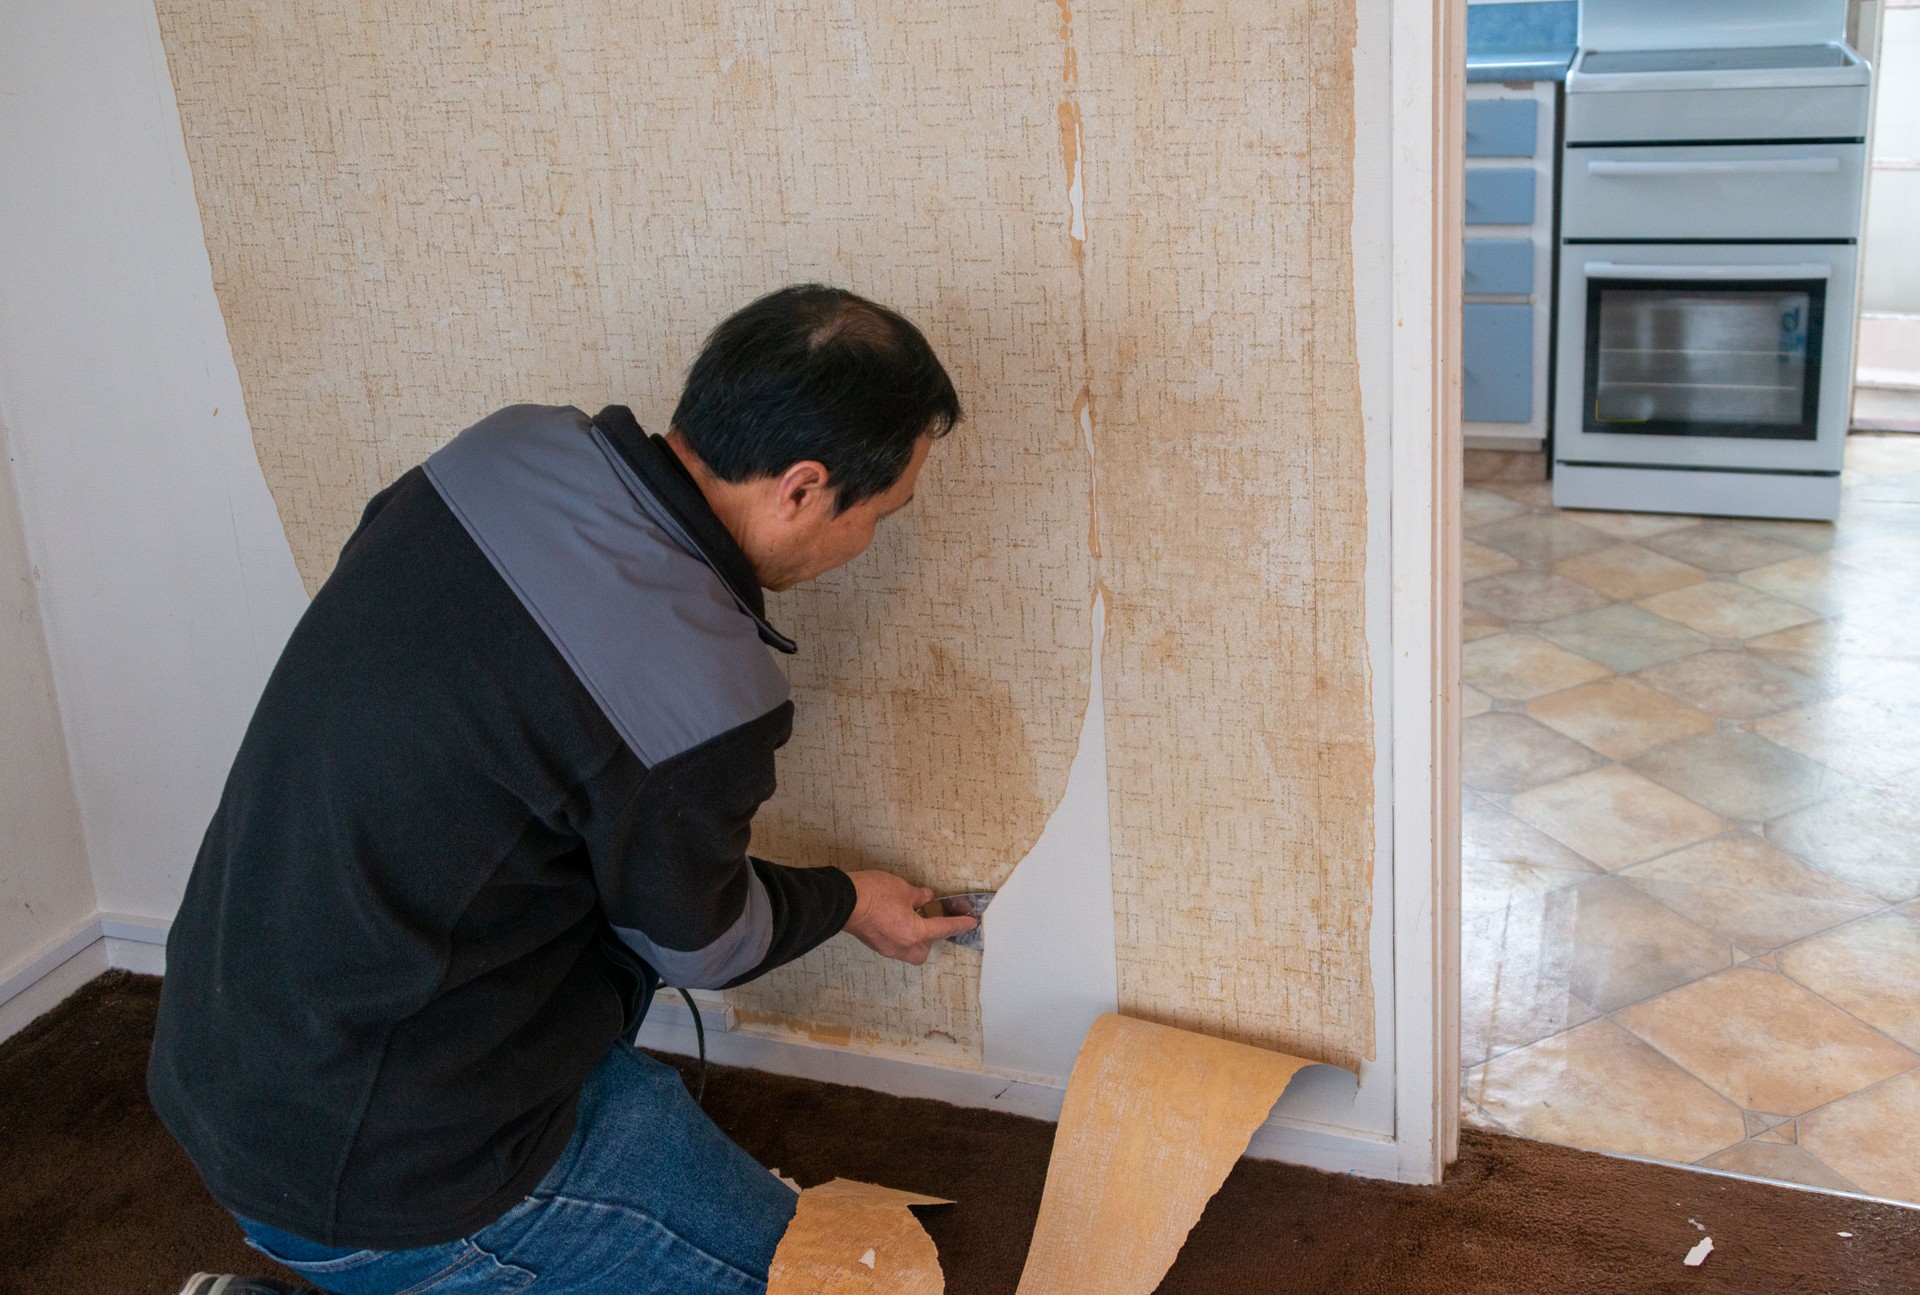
[{"xmin": 1388, "ymin": 0, "xmax": 1466, "ymax": 1182}]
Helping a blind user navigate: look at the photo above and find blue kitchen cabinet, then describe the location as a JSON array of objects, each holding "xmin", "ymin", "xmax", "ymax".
[
  {"xmin": 1466, "ymin": 100, "xmax": 1539, "ymax": 157},
  {"xmin": 1463, "ymin": 76, "xmax": 1558, "ymax": 448},
  {"xmin": 1464, "ymin": 304, "xmax": 1536, "ymax": 424},
  {"xmin": 1464, "ymin": 169, "xmax": 1537, "ymax": 226},
  {"xmin": 1464, "ymin": 239, "xmax": 1535, "ymax": 296}
]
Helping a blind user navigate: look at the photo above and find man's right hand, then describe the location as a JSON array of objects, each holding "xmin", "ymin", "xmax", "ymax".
[{"xmin": 843, "ymin": 870, "xmax": 977, "ymax": 965}]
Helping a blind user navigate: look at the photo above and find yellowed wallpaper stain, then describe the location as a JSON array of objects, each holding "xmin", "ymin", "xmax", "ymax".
[{"xmin": 156, "ymin": 0, "xmax": 1372, "ymax": 1068}]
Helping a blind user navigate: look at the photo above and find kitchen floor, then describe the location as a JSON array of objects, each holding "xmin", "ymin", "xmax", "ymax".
[{"xmin": 1459, "ymin": 433, "xmax": 1920, "ymax": 1207}]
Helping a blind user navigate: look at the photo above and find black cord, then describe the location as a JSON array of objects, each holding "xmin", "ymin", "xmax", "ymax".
[{"xmin": 673, "ymin": 986, "xmax": 707, "ymax": 1105}]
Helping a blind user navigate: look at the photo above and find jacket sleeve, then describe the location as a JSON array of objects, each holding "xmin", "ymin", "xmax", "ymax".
[{"xmin": 571, "ymin": 701, "xmax": 857, "ymax": 990}]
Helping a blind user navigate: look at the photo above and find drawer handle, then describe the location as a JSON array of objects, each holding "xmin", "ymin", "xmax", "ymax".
[
  {"xmin": 1584, "ymin": 262, "xmax": 1833, "ymax": 281},
  {"xmin": 1586, "ymin": 158, "xmax": 1840, "ymax": 177}
]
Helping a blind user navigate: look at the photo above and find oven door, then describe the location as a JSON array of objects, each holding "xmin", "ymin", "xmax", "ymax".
[{"xmin": 1555, "ymin": 244, "xmax": 1855, "ymax": 474}]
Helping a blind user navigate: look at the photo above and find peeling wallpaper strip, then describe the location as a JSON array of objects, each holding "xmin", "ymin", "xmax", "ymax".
[
  {"xmin": 155, "ymin": 0, "xmax": 1372, "ymax": 1070},
  {"xmin": 1080, "ymin": 0, "xmax": 1375, "ymax": 1068}
]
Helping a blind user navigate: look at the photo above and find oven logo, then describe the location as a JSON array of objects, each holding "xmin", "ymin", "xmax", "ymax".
[{"xmin": 1779, "ymin": 305, "xmax": 1807, "ymax": 360}]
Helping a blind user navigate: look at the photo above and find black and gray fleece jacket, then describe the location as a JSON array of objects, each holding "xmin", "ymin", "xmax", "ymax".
[{"xmin": 148, "ymin": 404, "xmax": 856, "ymax": 1250}]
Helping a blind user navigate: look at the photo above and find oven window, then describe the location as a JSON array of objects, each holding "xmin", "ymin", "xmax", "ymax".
[{"xmin": 1584, "ymin": 277, "xmax": 1825, "ymax": 440}]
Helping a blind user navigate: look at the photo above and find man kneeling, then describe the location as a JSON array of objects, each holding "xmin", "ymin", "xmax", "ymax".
[{"xmin": 153, "ymin": 285, "xmax": 975, "ymax": 1295}]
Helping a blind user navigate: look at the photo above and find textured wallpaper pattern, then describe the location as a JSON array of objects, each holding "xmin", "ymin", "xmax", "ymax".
[{"xmin": 156, "ymin": 0, "xmax": 1373, "ymax": 1069}]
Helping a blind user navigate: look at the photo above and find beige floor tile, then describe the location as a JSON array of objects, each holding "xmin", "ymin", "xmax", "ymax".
[
  {"xmin": 1745, "ymin": 619, "xmax": 1880, "ymax": 678},
  {"xmin": 1463, "ymin": 485, "xmax": 1530, "ymax": 530},
  {"xmin": 1553, "ymin": 543, "xmax": 1705, "ymax": 601},
  {"xmin": 1635, "ymin": 581, "xmax": 1822, "ymax": 640},
  {"xmin": 1465, "ymin": 570, "xmax": 1614, "ymax": 624},
  {"xmin": 1463, "ymin": 902, "xmax": 1600, "ymax": 1065},
  {"xmin": 1559, "ymin": 510, "xmax": 1702, "ymax": 542},
  {"xmin": 1844, "ymin": 433, "xmax": 1920, "ymax": 477},
  {"xmin": 1465, "ymin": 449, "xmax": 1547, "ymax": 484},
  {"xmin": 1629, "ymin": 730, "xmax": 1855, "ymax": 822},
  {"xmin": 1466, "ymin": 1019, "xmax": 1745, "ymax": 1163},
  {"xmin": 1746, "ymin": 621, "xmax": 1918, "ymax": 700},
  {"xmin": 1464, "ymin": 712, "xmax": 1608, "ymax": 795},
  {"xmin": 1738, "ymin": 554, "xmax": 1874, "ymax": 617},
  {"xmin": 1463, "ymin": 684, "xmax": 1492, "ymax": 718},
  {"xmin": 1698, "ymin": 1141, "xmax": 1860, "ymax": 1192},
  {"xmin": 1828, "ymin": 534, "xmax": 1920, "ymax": 585},
  {"xmin": 1464, "ymin": 854, "xmax": 1599, "ymax": 928},
  {"xmin": 1552, "ymin": 874, "xmax": 1735, "ymax": 1011},
  {"xmin": 1463, "ymin": 802, "xmax": 1601, "ymax": 876},
  {"xmin": 1634, "ymin": 650, "xmax": 1828, "ymax": 721},
  {"xmin": 1616, "ymin": 967, "xmax": 1917, "ymax": 1116},
  {"xmin": 1472, "ymin": 513, "xmax": 1616, "ymax": 565},
  {"xmin": 1512, "ymin": 766, "xmax": 1723, "ymax": 870},
  {"xmin": 1830, "ymin": 498, "xmax": 1920, "ymax": 547},
  {"xmin": 1752, "ymin": 694, "xmax": 1920, "ymax": 783},
  {"xmin": 1462, "ymin": 538, "xmax": 1522, "ymax": 584},
  {"xmin": 1463, "ymin": 633, "xmax": 1614, "ymax": 702},
  {"xmin": 1480, "ymin": 479, "xmax": 1553, "ymax": 508},
  {"xmin": 1730, "ymin": 516, "xmax": 1839, "ymax": 553},
  {"xmin": 1779, "ymin": 911, "xmax": 1920, "ymax": 1052},
  {"xmin": 1767, "ymin": 788, "xmax": 1920, "ymax": 903},
  {"xmin": 1537, "ymin": 603, "xmax": 1714, "ymax": 674},
  {"xmin": 1460, "ymin": 1099, "xmax": 1506, "ymax": 1133},
  {"xmin": 1800, "ymin": 1069, "xmax": 1920, "ymax": 1203},
  {"xmin": 1850, "ymin": 466, "xmax": 1920, "ymax": 503},
  {"xmin": 1462, "ymin": 604, "xmax": 1507, "ymax": 643},
  {"xmin": 1848, "ymin": 469, "xmax": 1920, "ymax": 505},
  {"xmin": 1525, "ymin": 677, "xmax": 1716, "ymax": 761},
  {"xmin": 1644, "ymin": 523, "xmax": 1810, "ymax": 573},
  {"xmin": 1620, "ymin": 836, "xmax": 1880, "ymax": 952}
]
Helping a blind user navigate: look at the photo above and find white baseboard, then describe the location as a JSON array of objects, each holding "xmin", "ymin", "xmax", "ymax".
[
  {"xmin": 0, "ymin": 937, "xmax": 109, "ymax": 1046},
  {"xmin": 0, "ymin": 909, "xmax": 171, "ymax": 1045},
  {"xmin": 635, "ymin": 1013, "xmax": 1409, "ymax": 1183}
]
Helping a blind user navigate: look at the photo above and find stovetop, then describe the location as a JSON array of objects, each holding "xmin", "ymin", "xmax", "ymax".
[
  {"xmin": 1567, "ymin": 38, "xmax": 1869, "ymax": 95},
  {"xmin": 1579, "ymin": 44, "xmax": 1855, "ymax": 76}
]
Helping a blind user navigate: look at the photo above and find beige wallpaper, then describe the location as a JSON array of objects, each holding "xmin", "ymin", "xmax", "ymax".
[
  {"xmin": 157, "ymin": 0, "xmax": 1372, "ymax": 1069},
  {"xmin": 1081, "ymin": 0, "xmax": 1375, "ymax": 1068}
]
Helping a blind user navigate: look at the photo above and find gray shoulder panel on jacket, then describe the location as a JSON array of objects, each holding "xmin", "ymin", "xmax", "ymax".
[{"xmin": 423, "ymin": 404, "xmax": 789, "ymax": 768}]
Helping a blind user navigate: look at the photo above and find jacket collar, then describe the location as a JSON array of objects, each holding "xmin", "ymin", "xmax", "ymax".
[{"xmin": 591, "ymin": 405, "xmax": 797, "ymax": 655}]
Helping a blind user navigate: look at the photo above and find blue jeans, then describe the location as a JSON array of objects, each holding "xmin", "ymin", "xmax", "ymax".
[{"xmin": 235, "ymin": 1042, "xmax": 798, "ymax": 1294}]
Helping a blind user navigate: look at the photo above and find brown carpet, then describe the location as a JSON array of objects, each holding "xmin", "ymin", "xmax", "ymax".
[{"xmin": 4, "ymin": 973, "xmax": 1916, "ymax": 1294}]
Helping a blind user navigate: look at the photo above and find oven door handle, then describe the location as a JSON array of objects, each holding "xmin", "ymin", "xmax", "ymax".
[
  {"xmin": 1584, "ymin": 262, "xmax": 1833, "ymax": 281},
  {"xmin": 1586, "ymin": 158, "xmax": 1841, "ymax": 177}
]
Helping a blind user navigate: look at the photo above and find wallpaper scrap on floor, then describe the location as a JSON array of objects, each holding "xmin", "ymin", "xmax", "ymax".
[{"xmin": 156, "ymin": 0, "xmax": 1373, "ymax": 1070}]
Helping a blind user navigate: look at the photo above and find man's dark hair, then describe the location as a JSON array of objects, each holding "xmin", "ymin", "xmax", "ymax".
[{"xmin": 671, "ymin": 284, "xmax": 963, "ymax": 512}]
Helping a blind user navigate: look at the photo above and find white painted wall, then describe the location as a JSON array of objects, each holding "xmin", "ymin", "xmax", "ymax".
[
  {"xmin": 1863, "ymin": 1, "xmax": 1920, "ymax": 315},
  {"xmin": 0, "ymin": 0, "xmax": 309, "ymax": 924},
  {"xmin": 0, "ymin": 415, "xmax": 94, "ymax": 981}
]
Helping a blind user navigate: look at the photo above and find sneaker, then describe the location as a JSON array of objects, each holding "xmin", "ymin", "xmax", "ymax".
[{"xmin": 176, "ymin": 1277, "xmax": 322, "ymax": 1295}]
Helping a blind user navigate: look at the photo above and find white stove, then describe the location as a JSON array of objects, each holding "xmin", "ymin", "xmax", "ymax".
[{"xmin": 1552, "ymin": 0, "xmax": 1872, "ymax": 521}]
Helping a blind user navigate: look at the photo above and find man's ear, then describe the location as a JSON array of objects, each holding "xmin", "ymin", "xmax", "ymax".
[{"xmin": 773, "ymin": 460, "xmax": 834, "ymax": 519}]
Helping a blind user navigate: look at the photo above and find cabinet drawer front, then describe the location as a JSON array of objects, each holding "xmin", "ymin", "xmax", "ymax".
[
  {"xmin": 1561, "ymin": 143, "xmax": 1866, "ymax": 239},
  {"xmin": 1464, "ymin": 239, "xmax": 1535, "ymax": 296},
  {"xmin": 1465, "ymin": 169, "xmax": 1537, "ymax": 225},
  {"xmin": 1466, "ymin": 100, "xmax": 1538, "ymax": 157},
  {"xmin": 1464, "ymin": 303, "xmax": 1535, "ymax": 424}
]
